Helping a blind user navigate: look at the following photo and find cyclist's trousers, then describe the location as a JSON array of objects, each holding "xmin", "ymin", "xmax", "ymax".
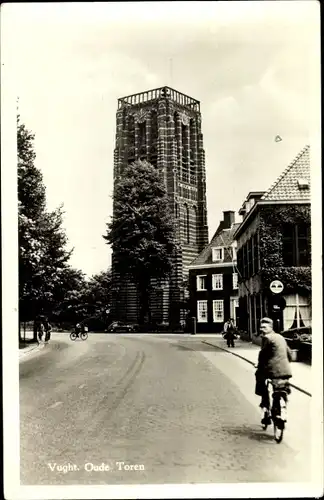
[{"xmin": 260, "ymin": 378, "xmax": 291, "ymax": 410}]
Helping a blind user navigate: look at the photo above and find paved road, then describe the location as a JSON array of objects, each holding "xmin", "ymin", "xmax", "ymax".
[{"xmin": 20, "ymin": 333, "xmax": 311, "ymax": 485}]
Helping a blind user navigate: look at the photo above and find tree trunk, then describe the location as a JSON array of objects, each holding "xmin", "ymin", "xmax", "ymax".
[
  {"xmin": 33, "ymin": 319, "xmax": 38, "ymax": 342},
  {"xmin": 138, "ymin": 281, "xmax": 150, "ymax": 326}
]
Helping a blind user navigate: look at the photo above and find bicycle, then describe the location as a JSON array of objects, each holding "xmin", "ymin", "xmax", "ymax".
[
  {"xmin": 262, "ymin": 378, "xmax": 289, "ymax": 444},
  {"xmin": 70, "ymin": 330, "xmax": 88, "ymax": 341}
]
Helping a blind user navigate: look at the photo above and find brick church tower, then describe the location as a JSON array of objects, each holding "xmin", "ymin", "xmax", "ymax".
[{"xmin": 112, "ymin": 86, "xmax": 208, "ymax": 327}]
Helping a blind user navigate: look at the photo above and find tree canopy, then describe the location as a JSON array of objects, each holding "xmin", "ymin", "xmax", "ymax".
[
  {"xmin": 104, "ymin": 159, "xmax": 178, "ymax": 322},
  {"xmin": 18, "ymin": 117, "xmax": 77, "ymax": 335},
  {"xmin": 18, "ymin": 117, "xmax": 114, "ymax": 337}
]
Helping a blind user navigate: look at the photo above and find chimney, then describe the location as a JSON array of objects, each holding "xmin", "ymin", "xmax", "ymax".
[{"xmin": 223, "ymin": 211, "xmax": 235, "ymax": 229}]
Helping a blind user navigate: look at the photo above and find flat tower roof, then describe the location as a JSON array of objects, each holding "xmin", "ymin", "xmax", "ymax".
[{"xmin": 118, "ymin": 86, "xmax": 200, "ymax": 111}]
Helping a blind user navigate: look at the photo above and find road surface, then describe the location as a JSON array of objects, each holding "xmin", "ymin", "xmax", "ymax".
[{"xmin": 20, "ymin": 333, "xmax": 312, "ymax": 485}]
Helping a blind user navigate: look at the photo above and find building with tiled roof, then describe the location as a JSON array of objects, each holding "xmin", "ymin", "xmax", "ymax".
[
  {"xmin": 188, "ymin": 212, "xmax": 240, "ymax": 333},
  {"xmin": 261, "ymin": 144, "xmax": 310, "ymax": 201},
  {"xmin": 190, "ymin": 222, "xmax": 241, "ymax": 267},
  {"xmin": 234, "ymin": 146, "xmax": 311, "ymax": 341}
]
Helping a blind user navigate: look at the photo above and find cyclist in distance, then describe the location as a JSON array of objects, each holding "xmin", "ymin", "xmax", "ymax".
[
  {"xmin": 75, "ymin": 323, "xmax": 82, "ymax": 338},
  {"xmin": 255, "ymin": 317, "xmax": 292, "ymax": 426}
]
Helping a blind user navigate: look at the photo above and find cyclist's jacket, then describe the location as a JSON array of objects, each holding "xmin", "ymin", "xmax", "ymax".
[{"xmin": 257, "ymin": 332, "xmax": 292, "ymax": 379}]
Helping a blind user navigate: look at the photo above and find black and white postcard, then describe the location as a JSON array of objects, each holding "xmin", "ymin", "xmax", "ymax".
[{"xmin": 1, "ymin": 1, "xmax": 322, "ymax": 499}]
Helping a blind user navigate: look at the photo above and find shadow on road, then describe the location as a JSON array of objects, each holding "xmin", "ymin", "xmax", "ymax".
[{"xmin": 224, "ymin": 425, "xmax": 276, "ymax": 442}]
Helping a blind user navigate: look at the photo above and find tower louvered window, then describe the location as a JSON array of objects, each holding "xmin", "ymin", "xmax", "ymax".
[
  {"xmin": 150, "ymin": 110, "xmax": 158, "ymax": 168},
  {"xmin": 189, "ymin": 119, "xmax": 197, "ymax": 185},
  {"xmin": 127, "ymin": 115, "xmax": 135, "ymax": 164},
  {"xmin": 138, "ymin": 121, "xmax": 146, "ymax": 159},
  {"xmin": 181, "ymin": 123, "xmax": 189, "ymax": 183}
]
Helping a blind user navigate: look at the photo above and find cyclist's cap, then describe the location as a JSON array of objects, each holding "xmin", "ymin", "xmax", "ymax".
[{"xmin": 260, "ymin": 317, "xmax": 273, "ymax": 326}]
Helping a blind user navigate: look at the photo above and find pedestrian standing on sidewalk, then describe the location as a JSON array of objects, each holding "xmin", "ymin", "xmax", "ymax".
[
  {"xmin": 43, "ymin": 318, "xmax": 52, "ymax": 342},
  {"xmin": 223, "ymin": 318, "xmax": 236, "ymax": 348},
  {"xmin": 255, "ymin": 317, "xmax": 292, "ymax": 425},
  {"xmin": 38, "ymin": 322, "xmax": 45, "ymax": 343}
]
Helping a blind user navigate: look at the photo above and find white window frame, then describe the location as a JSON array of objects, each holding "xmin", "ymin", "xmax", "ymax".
[
  {"xmin": 283, "ymin": 293, "xmax": 311, "ymax": 329},
  {"xmin": 196, "ymin": 275, "xmax": 207, "ymax": 291},
  {"xmin": 213, "ymin": 300, "xmax": 224, "ymax": 323},
  {"xmin": 232, "ymin": 273, "xmax": 238, "ymax": 290},
  {"xmin": 197, "ymin": 300, "xmax": 208, "ymax": 323},
  {"xmin": 212, "ymin": 247, "xmax": 224, "ymax": 262},
  {"xmin": 212, "ymin": 274, "xmax": 223, "ymax": 290}
]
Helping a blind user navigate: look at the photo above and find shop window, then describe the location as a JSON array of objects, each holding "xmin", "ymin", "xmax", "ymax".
[{"xmin": 283, "ymin": 294, "xmax": 311, "ymax": 329}]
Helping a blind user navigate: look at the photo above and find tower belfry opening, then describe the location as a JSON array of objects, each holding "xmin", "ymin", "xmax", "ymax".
[{"xmin": 112, "ymin": 86, "xmax": 208, "ymax": 327}]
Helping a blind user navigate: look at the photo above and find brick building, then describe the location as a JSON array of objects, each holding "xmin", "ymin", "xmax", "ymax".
[
  {"xmin": 111, "ymin": 87, "xmax": 209, "ymax": 326},
  {"xmin": 188, "ymin": 211, "xmax": 240, "ymax": 333},
  {"xmin": 234, "ymin": 145, "xmax": 311, "ymax": 340}
]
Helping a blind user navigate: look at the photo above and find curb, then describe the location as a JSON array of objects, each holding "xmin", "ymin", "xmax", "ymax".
[{"xmin": 202, "ymin": 340, "xmax": 312, "ymax": 398}]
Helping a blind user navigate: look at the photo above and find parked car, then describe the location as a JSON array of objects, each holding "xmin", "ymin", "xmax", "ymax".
[
  {"xmin": 107, "ymin": 321, "xmax": 137, "ymax": 333},
  {"xmin": 281, "ymin": 326, "xmax": 312, "ymax": 343},
  {"xmin": 281, "ymin": 326, "xmax": 312, "ymax": 363}
]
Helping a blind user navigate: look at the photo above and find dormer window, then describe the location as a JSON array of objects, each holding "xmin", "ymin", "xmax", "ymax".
[
  {"xmin": 212, "ymin": 247, "xmax": 224, "ymax": 262},
  {"xmin": 297, "ymin": 178, "xmax": 309, "ymax": 189}
]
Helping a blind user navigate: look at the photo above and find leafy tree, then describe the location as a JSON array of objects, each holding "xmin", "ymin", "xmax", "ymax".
[
  {"xmin": 104, "ymin": 160, "xmax": 178, "ymax": 324},
  {"xmin": 18, "ymin": 116, "xmax": 47, "ymax": 335},
  {"xmin": 86, "ymin": 269, "xmax": 112, "ymax": 314},
  {"xmin": 18, "ymin": 117, "xmax": 75, "ymax": 339},
  {"xmin": 18, "ymin": 118, "xmax": 46, "ymax": 219},
  {"xmin": 18, "ymin": 117, "xmax": 114, "ymax": 338},
  {"xmin": 50, "ymin": 267, "xmax": 89, "ymax": 327}
]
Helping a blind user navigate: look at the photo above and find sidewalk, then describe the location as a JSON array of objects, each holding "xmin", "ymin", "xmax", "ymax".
[
  {"xmin": 202, "ymin": 336, "xmax": 312, "ymax": 397},
  {"xmin": 19, "ymin": 342, "xmax": 43, "ymax": 358}
]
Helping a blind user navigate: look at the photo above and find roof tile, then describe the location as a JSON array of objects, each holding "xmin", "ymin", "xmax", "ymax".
[
  {"xmin": 261, "ymin": 145, "xmax": 310, "ymax": 201},
  {"xmin": 190, "ymin": 223, "xmax": 240, "ymax": 266}
]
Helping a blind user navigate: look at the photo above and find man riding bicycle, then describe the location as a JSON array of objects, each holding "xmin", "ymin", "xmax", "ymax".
[
  {"xmin": 255, "ymin": 317, "xmax": 292, "ymax": 426},
  {"xmin": 74, "ymin": 323, "xmax": 82, "ymax": 338}
]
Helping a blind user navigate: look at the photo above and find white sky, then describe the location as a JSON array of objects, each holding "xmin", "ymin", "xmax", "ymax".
[{"xmin": 2, "ymin": 1, "xmax": 319, "ymax": 277}]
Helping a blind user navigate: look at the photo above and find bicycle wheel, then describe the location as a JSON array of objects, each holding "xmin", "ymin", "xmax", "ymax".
[
  {"xmin": 272, "ymin": 394, "xmax": 285, "ymax": 443},
  {"xmin": 80, "ymin": 332, "xmax": 88, "ymax": 341},
  {"xmin": 273, "ymin": 419, "xmax": 284, "ymax": 443},
  {"xmin": 70, "ymin": 332, "xmax": 77, "ymax": 341}
]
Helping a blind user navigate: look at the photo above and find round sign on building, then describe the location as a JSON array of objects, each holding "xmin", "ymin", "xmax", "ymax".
[{"xmin": 270, "ymin": 280, "xmax": 284, "ymax": 294}]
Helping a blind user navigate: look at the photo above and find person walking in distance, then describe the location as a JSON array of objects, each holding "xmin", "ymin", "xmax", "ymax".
[
  {"xmin": 43, "ymin": 317, "xmax": 52, "ymax": 342},
  {"xmin": 255, "ymin": 317, "xmax": 292, "ymax": 426},
  {"xmin": 224, "ymin": 318, "xmax": 236, "ymax": 348}
]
